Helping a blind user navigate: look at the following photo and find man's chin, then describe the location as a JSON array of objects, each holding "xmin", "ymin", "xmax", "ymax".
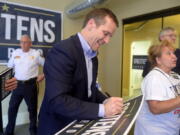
[{"xmin": 92, "ymin": 45, "xmax": 100, "ymax": 51}]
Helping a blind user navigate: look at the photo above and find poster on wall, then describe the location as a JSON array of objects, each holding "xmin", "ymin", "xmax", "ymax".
[
  {"xmin": 55, "ymin": 95, "xmax": 144, "ymax": 135},
  {"xmin": 132, "ymin": 55, "xmax": 147, "ymax": 70},
  {"xmin": 0, "ymin": 1, "xmax": 62, "ymax": 64}
]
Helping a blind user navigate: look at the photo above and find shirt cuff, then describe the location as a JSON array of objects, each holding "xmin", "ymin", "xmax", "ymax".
[{"xmin": 98, "ymin": 104, "xmax": 105, "ymax": 117}]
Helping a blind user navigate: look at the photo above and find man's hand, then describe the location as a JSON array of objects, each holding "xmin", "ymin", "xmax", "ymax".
[
  {"xmin": 104, "ymin": 97, "xmax": 123, "ymax": 117},
  {"xmin": 36, "ymin": 74, "xmax": 44, "ymax": 82},
  {"xmin": 5, "ymin": 77, "xmax": 17, "ymax": 91}
]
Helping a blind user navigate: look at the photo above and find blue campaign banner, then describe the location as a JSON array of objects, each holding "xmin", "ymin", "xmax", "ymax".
[{"xmin": 0, "ymin": 1, "xmax": 62, "ymax": 64}]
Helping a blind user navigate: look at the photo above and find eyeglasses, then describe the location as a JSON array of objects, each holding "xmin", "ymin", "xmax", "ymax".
[
  {"xmin": 20, "ymin": 41, "xmax": 31, "ymax": 44},
  {"xmin": 164, "ymin": 34, "xmax": 177, "ymax": 38}
]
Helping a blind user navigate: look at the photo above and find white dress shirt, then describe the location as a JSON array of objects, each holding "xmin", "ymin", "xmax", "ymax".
[
  {"xmin": 78, "ymin": 33, "xmax": 105, "ymax": 117},
  {"xmin": 8, "ymin": 48, "xmax": 45, "ymax": 81}
]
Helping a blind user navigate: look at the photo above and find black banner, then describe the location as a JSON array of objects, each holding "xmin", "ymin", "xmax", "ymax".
[
  {"xmin": 0, "ymin": 68, "xmax": 12, "ymax": 100},
  {"xmin": 0, "ymin": 1, "xmax": 62, "ymax": 64},
  {"xmin": 0, "ymin": 68, "xmax": 13, "ymax": 134},
  {"xmin": 55, "ymin": 95, "xmax": 143, "ymax": 135}
]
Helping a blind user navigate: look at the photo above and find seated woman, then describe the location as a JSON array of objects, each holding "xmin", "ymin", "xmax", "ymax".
[{"xmin": 134, "ymin": 40, "xmax": 180, "ymax": 135}]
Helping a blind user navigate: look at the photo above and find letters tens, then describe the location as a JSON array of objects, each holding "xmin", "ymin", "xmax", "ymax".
[{"xmin": 0, "ymin": 13, "xmax": 55, "ymax": 43}]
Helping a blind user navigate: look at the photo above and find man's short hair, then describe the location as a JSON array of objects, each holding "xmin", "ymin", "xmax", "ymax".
[
  {"xmin": 159, "ymin": 27, "xmax": 176, "ymax": 41},
  {"xmin": 21, "ymin": 34, "xmax": 31, "ymax": 40},
  {"xmin": 82, "ymin": 8, "xmax": 119, "ymax": 28}
]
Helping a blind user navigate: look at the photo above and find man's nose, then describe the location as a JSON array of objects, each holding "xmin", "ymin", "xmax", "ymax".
[{"xmin": 103, "ymin": 36, "xmax": 110, "ymax": 44}]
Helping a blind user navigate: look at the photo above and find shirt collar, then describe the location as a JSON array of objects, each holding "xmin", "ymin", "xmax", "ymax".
[
  {"xmin": 154, "ymin": 67, "xmax": 170, "ymax": 77},
  {"xmin": 20, "ymin": 48, "xmax": 31, "ymax": 54},
  {"xmin": 77, "ymin": 33, "xmax": 97, "ymax": 59}
]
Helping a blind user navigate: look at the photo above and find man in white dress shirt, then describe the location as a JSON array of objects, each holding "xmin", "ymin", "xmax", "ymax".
[{"xmin": 5, "ymin": 35, "xmax": 45, "ymax": 135}]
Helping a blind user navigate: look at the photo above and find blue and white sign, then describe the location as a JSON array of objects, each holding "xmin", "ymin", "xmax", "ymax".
[{"xmin": 0, "ymin": 1, "xmax": 62, "ymax": 64}]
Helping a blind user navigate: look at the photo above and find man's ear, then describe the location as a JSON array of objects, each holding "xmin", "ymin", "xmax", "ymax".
[
  {"xmin": 87, "ymin": 18, "xmax": 96, "ymax": 29},
  {"xmin": 159, "ymin": 35, "xmax": 164, "ymax": 41}
]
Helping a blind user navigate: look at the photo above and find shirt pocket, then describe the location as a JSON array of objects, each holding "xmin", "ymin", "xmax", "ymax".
[{"xmin": 14, "ymin": 56, "xmax": 21, "ymax": 64}]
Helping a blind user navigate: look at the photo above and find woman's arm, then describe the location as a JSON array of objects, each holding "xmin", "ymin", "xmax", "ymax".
[{"xmin": 147, "ymin": 97, "xmax": 180, "ymax": 114}]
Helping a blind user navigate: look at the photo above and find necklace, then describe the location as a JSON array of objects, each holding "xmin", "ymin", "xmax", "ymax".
[{"xmin": 154, "ymin": 68, "xmax": 180, "ymax": 97}]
